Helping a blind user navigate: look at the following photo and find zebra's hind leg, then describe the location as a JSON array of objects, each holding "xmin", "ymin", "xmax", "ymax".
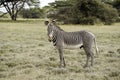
[
  {"xmin": 83, "ymin": 53, "xmax": 90, "ymax": 68},
  {"xmin": 83, "ymin": 47, "xmax": 94, "ymax": 68},
  {"xmin": 89, "ymin": 50, "xmax": 94, "ymax": 66}
]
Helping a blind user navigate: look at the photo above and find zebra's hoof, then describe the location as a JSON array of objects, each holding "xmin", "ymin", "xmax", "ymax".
[
  {"xmin": 59, "ymin": 65, "xmax": 62, "ymax": 68},
  {"xmin": 83, "ymin": 65, "xmax": 88, "ymax": 68},
  {"xmin": 59, "ymin": 65, "xmax": 66, "ymax": 68}
]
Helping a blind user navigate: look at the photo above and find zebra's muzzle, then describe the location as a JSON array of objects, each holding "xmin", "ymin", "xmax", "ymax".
[
  {"xmin": 48, "ymin": 39, "xmax": 52, "ymax": 42},
  {"xmin": 48, "ymin": 36, "xmax": 53, "ymax": 42}
]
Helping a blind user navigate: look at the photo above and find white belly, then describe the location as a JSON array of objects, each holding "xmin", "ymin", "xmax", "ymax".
[{"xmin": 63, "ymin": 43, "xmax": 83, "ymax": 49}]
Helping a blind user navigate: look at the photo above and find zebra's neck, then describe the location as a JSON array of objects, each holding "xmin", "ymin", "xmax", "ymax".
[
  {"xmin": 52, "ymin": 28, "xmax": 64, "ymax": 46},
  {"xmin": 52, "ymin": 30, "xmax": 58, "ymax": 46}
]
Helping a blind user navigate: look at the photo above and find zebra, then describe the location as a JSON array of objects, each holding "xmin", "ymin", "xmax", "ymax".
[{"xmin": 45, "ymin": 20, "xmax": 98, "ymax": 68}]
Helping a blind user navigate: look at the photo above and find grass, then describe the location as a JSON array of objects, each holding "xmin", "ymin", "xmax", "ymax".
[{"xmin": 0, "ymin": 20, "xmax": 120, "ymax": 80}]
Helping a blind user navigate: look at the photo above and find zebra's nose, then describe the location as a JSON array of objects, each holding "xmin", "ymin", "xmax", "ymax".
[
  {"xmin": 48, "ymin": 39, "xmax": 52, "ymax": 42},
  {"xmin": 48, "ymin": 36, "xmax": 52, "ymax": 42}
]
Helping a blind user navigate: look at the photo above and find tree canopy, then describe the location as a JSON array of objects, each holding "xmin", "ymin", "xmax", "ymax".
[{"xmin": 46, "ymin": 0, "xmax": 119, "ymax": 25}]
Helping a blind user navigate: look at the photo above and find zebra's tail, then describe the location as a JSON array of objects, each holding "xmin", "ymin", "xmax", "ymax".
[{"xmin": 94, "ymin": 38, "xmax": 99, "ymax": 55}]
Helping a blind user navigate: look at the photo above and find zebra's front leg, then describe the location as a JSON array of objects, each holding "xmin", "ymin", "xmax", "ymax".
[
  {"xmin": 58, "ymin": 48, "xmax": 66, "ymax": 68},
  {"xmin": 63, "ymin": 56, "xmax": 66, "ymax": 67}
]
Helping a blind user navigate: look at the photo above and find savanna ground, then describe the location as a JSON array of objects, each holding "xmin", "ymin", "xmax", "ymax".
[{"xmin": 0, "ymin": 20, "xmax": 120, "ymax": 80}]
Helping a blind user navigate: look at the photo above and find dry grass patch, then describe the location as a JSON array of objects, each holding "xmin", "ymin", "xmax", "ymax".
[{"xmin": 0, "ymin": 21, "xmax": 120, "ymax": 80}]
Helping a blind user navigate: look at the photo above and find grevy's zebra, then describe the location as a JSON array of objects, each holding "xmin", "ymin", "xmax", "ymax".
[{"xmin": 45, "ymin": 20, "xmax": 98, "ymax": 68}]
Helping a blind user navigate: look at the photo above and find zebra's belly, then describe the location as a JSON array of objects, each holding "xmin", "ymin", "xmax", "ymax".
[{"xmin": 63, "ymin": 43, "xmax": 83, "ymax": 49}]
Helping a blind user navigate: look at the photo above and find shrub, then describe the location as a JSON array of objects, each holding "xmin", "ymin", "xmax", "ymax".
[
  {"xmin": 20, "ymin": 8, "xmax": 44, "ymax": 18},
  {"xmin": 72, "ymin": 0, "xmax": 119, "ymax": 25}
]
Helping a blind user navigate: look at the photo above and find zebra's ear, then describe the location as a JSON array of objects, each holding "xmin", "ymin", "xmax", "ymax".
[{"xmin": 44, "ymin": 21, "xmax": 49, "ymax": 25}]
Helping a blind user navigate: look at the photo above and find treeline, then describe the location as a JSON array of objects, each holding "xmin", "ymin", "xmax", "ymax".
[
  {"xmin": 19, "ymin": 8, "xmax": 44, "ymax": 18},
  {"xmin": 45, "ymin": 0, "xmax": 120, "ymax": 25},
  {"xmin": 18, "ymin": 0, "xmax": 120, "ymax": 25}
]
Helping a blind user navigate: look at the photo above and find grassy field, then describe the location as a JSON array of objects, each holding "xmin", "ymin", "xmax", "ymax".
[{"xmin": 0, "ymin": 20, "xmax": 120, "ymax": 80}]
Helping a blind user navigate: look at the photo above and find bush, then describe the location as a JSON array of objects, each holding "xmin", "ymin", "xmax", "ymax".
[
  {"xmin": 96, "ymin": 3, "xmax": 119, "ymax": 25},
  {"xmin": 20, "ymin": 8, "xmax": 44, "ymax": 18},
  {"xmin": 72, "ymin": 0, "xmax": 119, "ymax": 25},
  {"xmin": 112, "ymin": 0, "xmax": 120, "ymax": 17}
]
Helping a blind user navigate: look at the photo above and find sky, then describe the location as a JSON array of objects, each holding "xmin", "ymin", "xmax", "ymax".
[
  {"xmin": 40, "ymin": 0, "xmax": 55, "ymax": 7},
  {"xmin": 0, "ymin": 0, "xmax": 55, "ymax": 13}
]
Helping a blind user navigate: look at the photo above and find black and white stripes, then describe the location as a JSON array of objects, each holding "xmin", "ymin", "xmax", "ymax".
[{"xmin": 45, "ymin": 20, "xmax": 98, "ymax": 68}]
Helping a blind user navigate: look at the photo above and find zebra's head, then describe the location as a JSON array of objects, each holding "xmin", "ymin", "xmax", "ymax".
[{"xmin": 45, "ymin": 20, "xmax": 56, "ymax": 42}]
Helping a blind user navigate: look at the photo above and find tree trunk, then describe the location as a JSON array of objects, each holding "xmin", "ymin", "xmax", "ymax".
[{"xmin": 11, "ymin": 14, "xmax": 17, "ymax": 21}]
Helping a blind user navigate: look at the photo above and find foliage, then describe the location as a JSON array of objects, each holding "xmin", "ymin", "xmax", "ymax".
[
  {"xmin": 101, "ymin": 0, "xmax": 120, "ymax": 22},
  {"xmin": 112, "ymin": 0, "xmax": 120, "ymax": 16},
  {"xmin": 47, "ymin": 0, "xmax": 73, "ymax": 24},
  {"xmin": 20, "ymin": 8, "xmax": 43, "ymax": 18},
  {"xmin": 47, "ymin": 0, "xmax": 119, "ymax": 25},
  {"xmin": 95, "ymin": 2, "xmax": 119, "ymax": 25},
  {"xmin": 73, "ymin": 0, "xmax": 118, "ymax": 25}
]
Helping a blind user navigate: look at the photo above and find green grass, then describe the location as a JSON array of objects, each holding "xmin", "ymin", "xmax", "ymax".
[{"xmin": 0, "ymin": 20, "xmax": 120, "ymax": 80}]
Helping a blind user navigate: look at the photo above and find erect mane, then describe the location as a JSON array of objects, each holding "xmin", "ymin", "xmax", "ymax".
[{"xmin": 54, "ymin": 24, "xmax": 64, "ymax": 31}]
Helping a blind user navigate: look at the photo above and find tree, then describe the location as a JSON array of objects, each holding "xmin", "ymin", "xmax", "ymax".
[
  {"xmin": 48, "ymin": 0, "xmax": 119, "ymax": 25},
  {"xmin": 47, "ymin": 0, "xmax": 73, "ymax": 24},
  {"xmin": 0, "ymin": 0, "xmax": 40, "ymax": 20},
  {"xmin": 101, "ymin": 0, "xmax": 120, "ymax": 17},
  {"xmin": 112, "ymin": 0, "xmax": 120, "ymax": 16},
  {"xmin": 73, "ymin": 0, "xmax": 118, "ymax": 24}
]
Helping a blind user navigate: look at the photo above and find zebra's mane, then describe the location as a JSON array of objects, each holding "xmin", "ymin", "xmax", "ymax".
[{"xmin": 54, "ymin": 24, "xmax": 64, "ymax": 31}]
